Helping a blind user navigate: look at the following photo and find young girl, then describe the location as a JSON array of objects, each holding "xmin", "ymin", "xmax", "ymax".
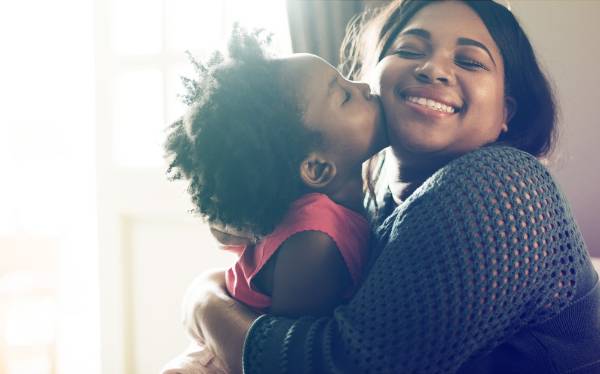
[{"xmin": 161, "ymin": 27, "xmax": 387, "ymax": 373}]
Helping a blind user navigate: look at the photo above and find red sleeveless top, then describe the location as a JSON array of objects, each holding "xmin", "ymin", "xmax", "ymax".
[{"xmin": 225, "ymin": 193, "xmax": 370, "ymax": 311}]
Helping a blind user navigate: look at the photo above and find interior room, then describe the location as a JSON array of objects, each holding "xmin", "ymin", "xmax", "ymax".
[{"xmin": 1, "ymin": 1, "xmax": 599, "ymax": 373}]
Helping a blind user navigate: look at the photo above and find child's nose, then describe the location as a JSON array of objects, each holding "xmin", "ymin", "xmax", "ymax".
[{"xmin": 352, "ymin": 81, "xmax": 372, "ymax": 100}]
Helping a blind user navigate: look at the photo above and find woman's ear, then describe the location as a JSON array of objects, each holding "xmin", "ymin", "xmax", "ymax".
[
  {"xmin": 502, "ymin": 96, "xmax": 517, "ymax": 132},
  {"xmin": 300, "ymin": 153, "xmax": 337, "ymax": 189}
]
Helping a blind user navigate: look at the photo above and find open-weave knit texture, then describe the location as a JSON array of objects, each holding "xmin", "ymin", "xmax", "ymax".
[{"xmin": 243, "ymin": 146, "xmax": 598, "ymax": 374}]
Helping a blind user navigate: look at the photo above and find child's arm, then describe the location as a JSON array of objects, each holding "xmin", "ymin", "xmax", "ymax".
[{"xmin": 259, "ymin": 230, "xmax": 352, "ymax": 317}]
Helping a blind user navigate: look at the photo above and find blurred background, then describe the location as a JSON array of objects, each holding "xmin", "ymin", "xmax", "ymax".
[{"xmin": 0, "ymin": 0, "xmax": 598, "ymax": 373}]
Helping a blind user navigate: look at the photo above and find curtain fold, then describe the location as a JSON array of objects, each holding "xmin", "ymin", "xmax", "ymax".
[{"xmin": 285, "ymin": 0, "xmax": 365, "ymax": 67}]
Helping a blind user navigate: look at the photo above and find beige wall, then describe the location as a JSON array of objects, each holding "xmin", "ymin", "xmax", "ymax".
[{"xmin": 511, "ymin": 0, "xmax": 600, "ymax": 256}]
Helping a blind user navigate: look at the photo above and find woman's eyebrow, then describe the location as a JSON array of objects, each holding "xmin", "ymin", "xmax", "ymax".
[
  {"xmin": 400, "ymin": 28, "xmax": 497, "ymax": 67},
  {"xmin": 457, "ymin": 37, "xmax": 497, "ymax": 66},
  {"xmin": 400, "ymin": 28, "xmax": 430, "ymax": 40}
]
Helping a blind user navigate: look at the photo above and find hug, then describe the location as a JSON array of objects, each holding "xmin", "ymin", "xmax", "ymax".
[{"xmin": 163, "ymin": 1, "xmax": 600, "ymax": 373}]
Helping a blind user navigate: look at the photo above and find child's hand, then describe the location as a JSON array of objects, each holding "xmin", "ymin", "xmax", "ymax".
[{"xmin": 209, "ymin": 222, "xmax": 254, "ymax": 247}]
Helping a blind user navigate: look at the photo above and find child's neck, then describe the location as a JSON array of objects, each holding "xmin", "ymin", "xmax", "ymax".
[{"xmin": 324, "ymin": 172, "xmax": 365, "ymax": 215}]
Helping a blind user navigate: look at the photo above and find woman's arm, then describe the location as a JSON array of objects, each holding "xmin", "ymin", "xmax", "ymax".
[
  {"xmin": 242, "ymin": 146, "xmax": 591, "ymax": 373},
  {"xmin": 182, "ymin": 270, "xmax": 258, "ymax": 374},
  {"xmin": 187, "ymin": 229, "xmax": 351, "ymax": 372}
]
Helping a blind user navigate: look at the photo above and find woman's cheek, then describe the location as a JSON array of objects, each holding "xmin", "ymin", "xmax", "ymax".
[
  {"xmin": 468, "ymin": 82, "xmax": 506, "ymax": 136},
  {"xmin": 374, "ymin": 60, "xmax": 394, "ymax": 95},
  {"xmin": 370, "ymin": 56, "xmax": 397, "ymax": 94},
  {"xmin": 381, "ymin": 100, "xmax": 404, "ymax": 147}
]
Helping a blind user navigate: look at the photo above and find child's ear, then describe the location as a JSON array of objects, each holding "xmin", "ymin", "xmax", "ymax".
[{"xmin": 300, "ymin": 153, "xmax": 337, "ymax": 189}]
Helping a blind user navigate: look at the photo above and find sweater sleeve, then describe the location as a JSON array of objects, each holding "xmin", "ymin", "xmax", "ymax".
[{"xmin": 242, "ymin": 146, "xmax": 592, "ymax": 374}]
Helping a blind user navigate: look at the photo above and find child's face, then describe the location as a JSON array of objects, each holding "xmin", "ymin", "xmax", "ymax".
[{"xmin": 284, "ymin": 54, "xmax": 387, "ymax": 172}]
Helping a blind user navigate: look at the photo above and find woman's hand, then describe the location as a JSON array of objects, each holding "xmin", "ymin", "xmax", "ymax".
[
  {"xmin": 160, "ymin": 340, "xmax": 229, "ymax": 374},
  {"xmin": 181, "ymin": 269, "xmax": 260, "ymax": 374},
  {"xmin": 181, "ymin": 269, "xmax": 228, "ymax": 342},
  {"xmin": 182, "ymin": 221, "xmax": 253, "ymax": 341},
  {"xmin": 175, "ymin": 223, "xmax": 259, "ymax": 373}
]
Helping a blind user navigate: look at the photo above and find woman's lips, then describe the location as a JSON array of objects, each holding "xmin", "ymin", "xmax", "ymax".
[
  {"xmin": 403, "ymin": 97, "xmax": 457, "ymax": 118},
  {"xmin": 395, "ymin": 86, "xmax": 463, "ymax": 117},
  {"xmin": 404, "ymin": 95, "xmax": 456, "ymax": 113}
]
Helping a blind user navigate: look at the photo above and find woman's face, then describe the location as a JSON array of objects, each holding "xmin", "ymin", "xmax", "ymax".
[{"xmin": 374, "ymin": 0, "xmax": 513, "ymax": 164}]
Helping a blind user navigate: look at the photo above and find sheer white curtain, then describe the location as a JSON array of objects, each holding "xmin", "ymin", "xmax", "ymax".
[
  {"xmin": 0, "ymin": 0, "xmax": 99, "ymax": 373},
  {"xmin": 0, "ymin": 0, "xmax": 291, "ymax": 373},
  {"xmin": 95, "ymin": 1, "xmax": 291, "ymax": 373}
]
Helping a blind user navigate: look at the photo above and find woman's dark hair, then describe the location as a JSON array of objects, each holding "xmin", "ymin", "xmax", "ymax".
[
  {"xmin": 340, "ymin": 0, "xmax": 558, "ymax": 158},
  {"xmin": 165, "ymin": 27, "xmax": 320, "ymax": 236}
]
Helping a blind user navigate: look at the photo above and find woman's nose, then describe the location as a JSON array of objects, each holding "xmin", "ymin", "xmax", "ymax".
[{"xmin": 414, "ymin": 56, "xmax": 455, "ymax": 85}]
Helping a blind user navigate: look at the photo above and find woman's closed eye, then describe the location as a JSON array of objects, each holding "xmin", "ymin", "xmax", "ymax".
[
  {"xmin": 391, "ymin": 39, "xmax": 427, "ymax": 57},
  {"xmin": 394, "ymin": 48, "xmax": 425, "ymax": 59},
  {"xmin": 455, "ymin": 56, "xmax": 489, "ymax": 71}
]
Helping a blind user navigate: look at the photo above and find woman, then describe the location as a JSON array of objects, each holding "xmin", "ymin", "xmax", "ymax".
[{"xmin": 183, "ymin": 1, "xmax": 600, "ymax": 373}]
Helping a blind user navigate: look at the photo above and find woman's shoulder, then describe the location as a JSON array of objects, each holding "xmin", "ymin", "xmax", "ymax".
[
  {"xmin": 401, "ymin": 144, "xmax": 562, "ymax": 216},
  {"xmin": 444, "ymin": 144, "xmax": 543, "ymax": 175},
  {"xmin": 382, "ymin": 145, "xmax": 562, "ymax": 238},
  {"xmin": 428, "ymin": 145, "xmax": 553, "ymax": 193}
]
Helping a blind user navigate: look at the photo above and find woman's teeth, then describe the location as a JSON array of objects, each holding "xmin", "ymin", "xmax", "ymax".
[{"xmin": 405, "ymin": 96, "xmax": 456, "ymax": 113}]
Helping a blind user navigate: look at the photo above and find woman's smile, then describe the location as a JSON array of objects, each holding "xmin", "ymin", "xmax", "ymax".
[
  {"xmin": 396, "ymin": 85, "xmax": 463, "ymax": 119},
  {"xmin": 404, "ymin": 96, "xmax": 456, "ymax": 114}
]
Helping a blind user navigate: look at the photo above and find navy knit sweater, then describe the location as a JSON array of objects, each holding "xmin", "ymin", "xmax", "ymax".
[{"xmin": 242, "ymin": 146, "xmax": 600, "ymax": 374}]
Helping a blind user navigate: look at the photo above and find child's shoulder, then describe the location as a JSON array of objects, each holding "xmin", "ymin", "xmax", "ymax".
[
  {"xmin": 285, "ymin": 192, "xmax": 367, "ymax": 226},
  {"xmin": 269, "ymin": 193, "xmax": 369, "ymax": 262}
]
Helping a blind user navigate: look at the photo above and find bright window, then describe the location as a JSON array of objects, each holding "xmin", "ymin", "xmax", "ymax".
[
  {"xmin": 1, "ymin": 0, "xmax": 291, "ymax": 373},
  {"xmin": 103, "ymin": 0, "xmax": 292, "ymax": 168},
  {"xmin": 0, "ymin": 0, "xmax": 98, "ymax": 372}
]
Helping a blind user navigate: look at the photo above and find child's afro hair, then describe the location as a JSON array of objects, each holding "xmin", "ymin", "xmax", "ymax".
[{"xmin": 165, "ymin": 26, "xmax": 321, "ymax": 237}]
